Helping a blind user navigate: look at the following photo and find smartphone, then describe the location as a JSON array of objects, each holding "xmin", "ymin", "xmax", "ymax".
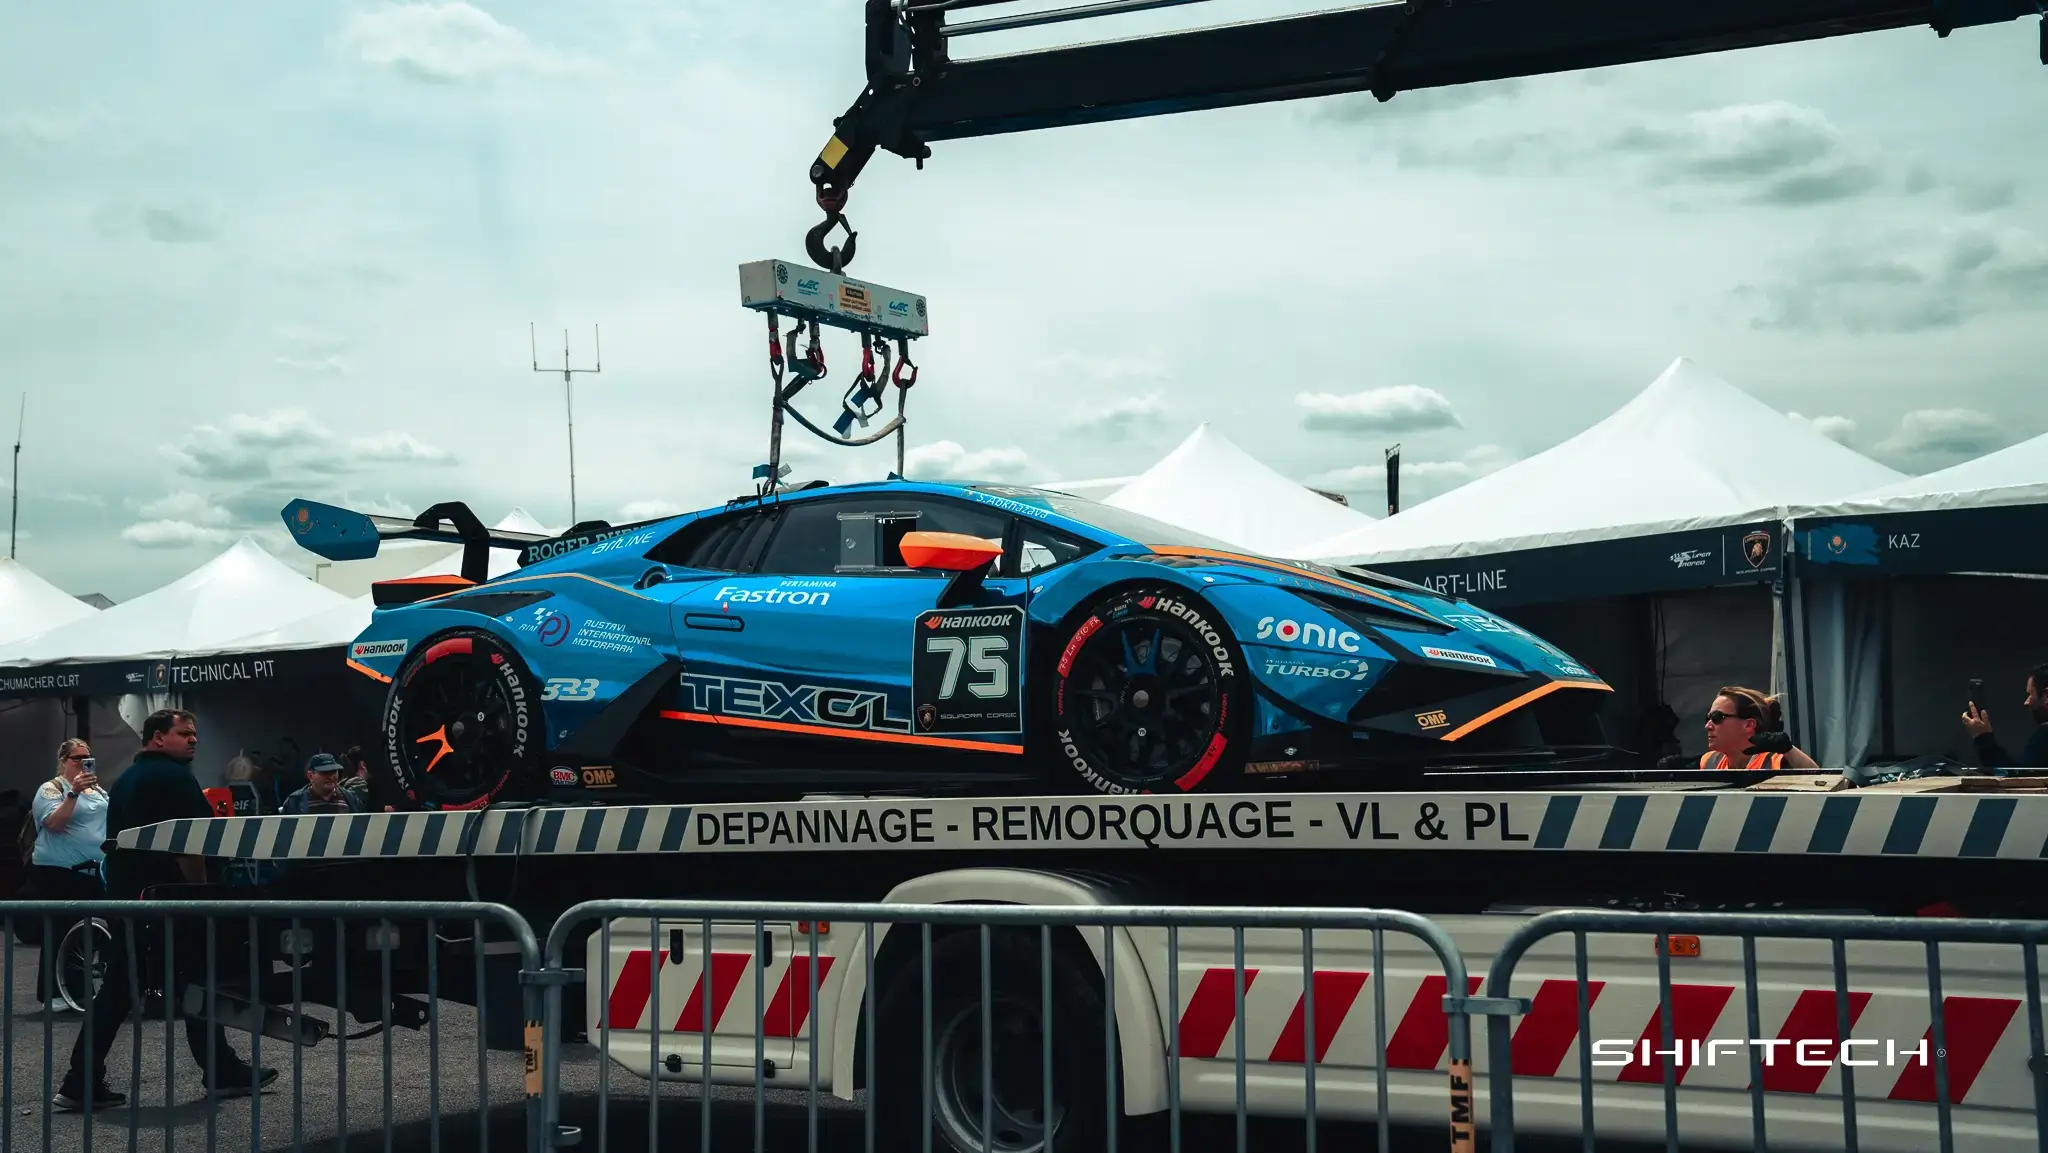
[{"xmin": 1968, "ymin": 678, "xmax": 1985, "ymax": 711}]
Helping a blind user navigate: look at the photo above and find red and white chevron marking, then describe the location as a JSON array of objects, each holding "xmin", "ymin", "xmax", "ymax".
[
  {"xmin": 593, "ymin": 940, "xmax": 2029, "ymax": 1110},
  {"xmin": 1167, "ymin": 965, "xmax": 2027, "ymax": 1107},
  {"xmin": 600, "ymin": 947, "xmax": 834, "ymax": 1040}
]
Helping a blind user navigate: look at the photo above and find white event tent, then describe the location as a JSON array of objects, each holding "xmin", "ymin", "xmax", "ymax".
[
  {"xmin": 0, "ymin": 558, "xmax": 100, "ymax": 647},
  {"xmin": 1304, "ymin": 357, "xmax": 1905, "ymax": 768},
  {"xmin": 1103, "ymin": 424, "xmax": 1378, "ymax": 557},
  {"xmin": 0, "ymin": 537, "xmax": 365, "ymax": 789},
  {"xmin": 1783, "ymin": 429, "xmax": 2048, "ymax": 768},
  {"xmin": 0, "ymin": 560, "xmax": 103, "ymax": 799},
  {"xmin": 1305, "ymin": 357, "xmax": 1904, "ymax": 565},
  {"xmin": 0, "ymin": 537, "xmax": 353, "ymax": 666}
]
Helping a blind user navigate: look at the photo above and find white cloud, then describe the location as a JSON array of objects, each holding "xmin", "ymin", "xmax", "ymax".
[
  {"xmin": 1070, "ymin": 392, "xmax": 1170, "ymax": 437},
  {"xmin": 1878, "ymin": 408, "xmax": 2006, "ymax": 459},
  {"xmin": 1295, "ymin": 386, "xmax": 1462, "ymax": 434},
  {"xmin": 1786, "ymin": 412, "xmax": 1858, "ymax": 443},
  {"xmin": 619, "ymin": 499, "xmax": 683, "ymax": 521},
  {"xmin": 348, "ymin": 430, "xmax": 453, "ymax": 464},
  {"xmin": 137, "ymin": 491, "xmax": 232, "ymax": 525},
  {"xmin": 120, "ymin": 520, "xmax": 232, "ymax": 549},
  {"xmin": 903, "ymin": 441, "xmax": 1033, "ymax": 481},
  {"xmin": 341, "ymin": 3, "xmax": 584, "ymax": 83}
]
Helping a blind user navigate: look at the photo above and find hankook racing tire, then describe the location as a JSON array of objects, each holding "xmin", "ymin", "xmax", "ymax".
[
  {"xmin": 381, "ymin": 628, "xmax": 541, "ymax": 812},
  {"xmin": 1047, "ymin": 586, "xmax": 1247, "ymax": 795}
]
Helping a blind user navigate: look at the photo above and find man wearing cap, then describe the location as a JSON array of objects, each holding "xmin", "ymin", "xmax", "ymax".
[{"xmin": 280, "ymin": 753, "xmax": 368, "ymax": 815}]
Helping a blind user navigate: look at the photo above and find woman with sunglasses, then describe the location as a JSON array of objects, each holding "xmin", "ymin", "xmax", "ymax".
[
  {"xmin": 28, "ymin": 739, "xmax": 110, "ymax": 1003},
  {"xmin": 1699, "ymin": 686, "xmax": 1818, "ymax": 769}
]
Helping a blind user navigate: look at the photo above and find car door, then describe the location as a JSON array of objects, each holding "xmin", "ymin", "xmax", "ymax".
[{"xmin": 668, "ymin": 492, "xmax": 1032, "ymax": 756}]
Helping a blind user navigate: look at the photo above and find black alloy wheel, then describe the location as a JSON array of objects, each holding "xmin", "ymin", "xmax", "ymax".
[
  {"xmin": 382, "ymin": 629, "xmax": 537, "ymax": 811},
  {"xmin": 1049, "ymin": 587, "xmax": 1246, "ymax": 794}
]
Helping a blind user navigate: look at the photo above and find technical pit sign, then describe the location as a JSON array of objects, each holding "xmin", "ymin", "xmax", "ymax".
[{"xmin": 912, "ymin": 605, "xmax": 1026, "ymax": 736}]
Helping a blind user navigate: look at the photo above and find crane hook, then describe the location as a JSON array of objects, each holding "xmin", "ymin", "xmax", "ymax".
[{"xmin": 806, "ymin": 186, "xmax": 858, "ymax": 272}]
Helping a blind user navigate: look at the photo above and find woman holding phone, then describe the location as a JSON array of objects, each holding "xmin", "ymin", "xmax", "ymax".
[{"xmin": 28, "ymin": 738, "xmax": 109, "ymax": 1004}]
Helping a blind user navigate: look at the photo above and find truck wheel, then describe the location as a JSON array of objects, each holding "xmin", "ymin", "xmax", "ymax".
[
  {"xmin": 873, "ymin": 930, "xmax": 1111, "ymax": 1153},
  {"xmin": 381, "ymin": 629, "xmax": 539, "ymax": 811},
  {"xmin": 1047, "ymin": 586, "xmax": 1247, "ymax": 794}
]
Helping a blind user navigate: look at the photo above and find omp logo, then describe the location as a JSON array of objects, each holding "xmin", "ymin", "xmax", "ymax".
[
  {"xmin": 715, "ymin": 586, "xmax": 831, "ymax": 606},
  {"xmin": 350, "ymin": 639, "xmax": 408, "ymax": 659},
  {"xmin": 1416, "ymin": 710, "xmax": 1449, "ymax": 730},
  {"xmin": 1255, "ymin": 616, "xmax": 1362, "ymax": 654}
]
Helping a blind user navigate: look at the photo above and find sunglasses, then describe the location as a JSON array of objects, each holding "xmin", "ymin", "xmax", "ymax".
[
  {"xmin": 65, "ymin": 755, "xmax": 96, "ymax": 771},
  {"xmin": 1705, "ymin": 711, "xmax": 1750, "ymax": 725}
]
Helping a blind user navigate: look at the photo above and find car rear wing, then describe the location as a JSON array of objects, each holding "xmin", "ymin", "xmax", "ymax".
[{"xmin": 280, "ymin": 498, "xmax": 664, "ymax": 585}]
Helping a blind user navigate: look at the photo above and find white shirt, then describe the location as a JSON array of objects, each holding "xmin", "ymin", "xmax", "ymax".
[{"xmin": 32, "ymin": 777, "xmax": 107, "ymax": 871}]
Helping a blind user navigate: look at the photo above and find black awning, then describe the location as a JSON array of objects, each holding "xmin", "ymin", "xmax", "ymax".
[
  {"xmin": 0, "ymin": 646, "xmax": 343, "ymax": 700},
  {"xmin": 1794, "ymin": 503, "xmax": 2048, "ymax": 579},
  {"xmin": 1362, "ymin": 519, "xmax": 1784, "ymax": 609}
]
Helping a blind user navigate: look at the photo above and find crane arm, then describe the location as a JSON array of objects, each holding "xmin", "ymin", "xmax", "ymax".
[{"xmin": 807, "ymin": 0, "xmax": 2044, "ymax": 264}]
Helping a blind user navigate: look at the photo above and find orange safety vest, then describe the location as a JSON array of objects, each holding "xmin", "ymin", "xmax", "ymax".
[{"xmin": 1699, "ymin": 751, "xmax": 1785, "ymax": 770}]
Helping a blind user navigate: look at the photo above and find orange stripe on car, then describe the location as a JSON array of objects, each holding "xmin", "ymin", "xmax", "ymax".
[
  {"xmin": 659, "ymin": 710, "xmax": 1024, "ymax": 754},
  {"xmin": 347, "ymin": 658, "xmax": 392, "ymax": 683},
  {"xmin": 1441, "ymin": 679, "xmax": 1612, "ymax": 742}
]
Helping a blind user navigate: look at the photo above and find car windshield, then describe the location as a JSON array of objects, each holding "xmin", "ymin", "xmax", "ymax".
[{"xmin": 1022, "ymin": 490, "xmax": 1246, "ymax": 552}]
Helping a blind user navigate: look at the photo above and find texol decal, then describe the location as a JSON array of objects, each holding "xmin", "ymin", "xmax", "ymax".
[
  {"xmin": 1254, "ymin": 615, "xmax": 1362, "ymax": 654},
  {"xmin": 678, "ymin": 672, "xmax": 912, "ymax": 734}
]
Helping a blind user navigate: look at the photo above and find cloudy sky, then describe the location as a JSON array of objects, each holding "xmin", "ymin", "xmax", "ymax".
[{"xmin": 2, "ymin": 1, "xmax": 2043, "ymax": 600}]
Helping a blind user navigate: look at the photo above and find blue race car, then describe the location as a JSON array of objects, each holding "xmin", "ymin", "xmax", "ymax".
[{"xmin": 283, "ymin": 482, "xmax": 1611, "ymax": 810}]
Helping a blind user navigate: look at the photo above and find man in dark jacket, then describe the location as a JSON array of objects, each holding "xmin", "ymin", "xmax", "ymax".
[
  {"xmin": 1963, "ymin": 662, "xmax": 2048, "ymax": 771},
  {"xmin": 53, "ymin": 708, "xmax": 277, "ymax": 1111},
  {"xmin": 280, "ymin": 753, "xmax": 366, "ymax": 814}
]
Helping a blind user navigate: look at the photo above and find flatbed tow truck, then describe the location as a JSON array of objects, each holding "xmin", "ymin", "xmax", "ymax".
[
  {"xmin": 119, "ymin": 770, "xmax": 2048, "ymax": 1151},
  {"xmin": 105, "ymin": 4, "xmax": 2046, "ymax": 1150}
]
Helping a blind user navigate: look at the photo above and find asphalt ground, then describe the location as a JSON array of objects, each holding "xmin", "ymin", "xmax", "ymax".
[{"xmin": 0, "ymin": 953, "xmax": 1667, "ymax": 1153}]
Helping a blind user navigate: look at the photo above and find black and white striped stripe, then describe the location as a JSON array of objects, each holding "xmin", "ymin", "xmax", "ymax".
[{"xmin": 113, "ymin": 791, "xmax": 2048, "ymax": 861}]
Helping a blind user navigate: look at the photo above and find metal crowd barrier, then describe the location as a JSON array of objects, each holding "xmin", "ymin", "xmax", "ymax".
[
  {"xmin": 1483, "ymin": 909, "xmax": 2048, "ymax": 1153},
  {"xmin": 0, "ymin": 897, "xmax": 543, "ymax": 1153},
  {"xmin": 538, "ymin": 899, "xmax": 1478, "ymax": 1153}
]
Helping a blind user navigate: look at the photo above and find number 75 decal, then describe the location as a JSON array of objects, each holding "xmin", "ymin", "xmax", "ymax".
[
  {"xmin": 542, "ymin": 677, "xmax": 599, "ymax": 701},
  {"xmin": 924, "ymin": 635, "xmax": 1010, "ymax": 700}
]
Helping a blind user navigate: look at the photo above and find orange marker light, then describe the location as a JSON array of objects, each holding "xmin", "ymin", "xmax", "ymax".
[{"xmin": 1664, "ymin": 934, "xmax": 1702, "ymax": 958}]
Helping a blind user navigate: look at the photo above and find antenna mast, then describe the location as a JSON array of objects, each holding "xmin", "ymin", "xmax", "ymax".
[
  {"xmin": 9, "ymin": 395, "xmax": 23, "ymax": 559},
  {"xmin": 530, "ymin": 323, "xmax": 601, "ymax": 524}
]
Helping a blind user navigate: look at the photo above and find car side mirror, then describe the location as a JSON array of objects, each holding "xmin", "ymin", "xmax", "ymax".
[{"xmin": 899, "ymin": 531, "xmax": 1002, "ymax": 573}]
